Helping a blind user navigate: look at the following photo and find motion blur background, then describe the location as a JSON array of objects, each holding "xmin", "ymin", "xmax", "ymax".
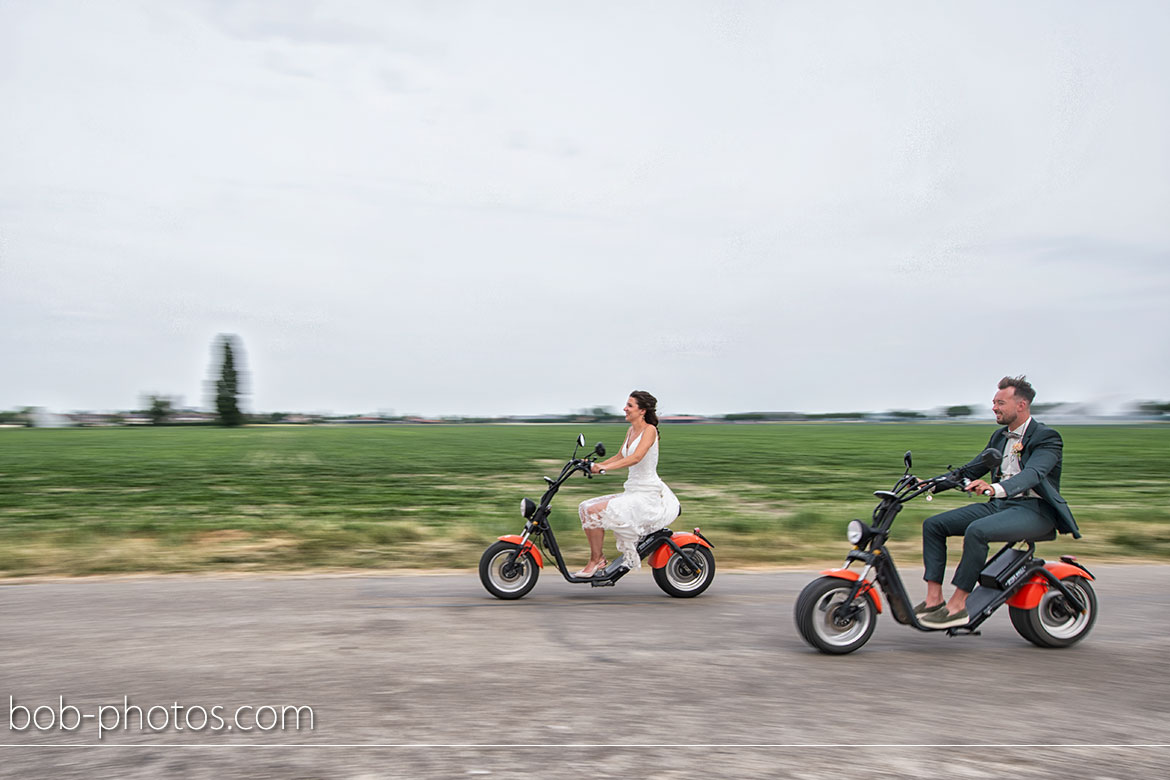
[{"xmin": 2, "ymin": 4, "xmax": 1169, "ymax": 774}]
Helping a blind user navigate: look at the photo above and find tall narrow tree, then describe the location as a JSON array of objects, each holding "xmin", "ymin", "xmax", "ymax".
[{"xmin": 213, "ymin": 334, "xmax": 245, "ymax": 427}]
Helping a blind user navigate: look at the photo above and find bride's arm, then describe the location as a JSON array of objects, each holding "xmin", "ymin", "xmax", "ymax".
[
  {"xmin": 593, "ymin": 426, "xmax": 631, "ymax": 471},
  {"xmin": 590, "ymin": 427, "xmax": 657, "ymax": 473},
  {"xmin": 593, "ymin": 428, "xmax": 626, "ymax": 470}
]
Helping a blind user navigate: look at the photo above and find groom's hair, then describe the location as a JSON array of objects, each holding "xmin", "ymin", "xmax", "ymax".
[{"xmin": 998, "ymin": 375, "xmax": 1036, "ymax": 404}]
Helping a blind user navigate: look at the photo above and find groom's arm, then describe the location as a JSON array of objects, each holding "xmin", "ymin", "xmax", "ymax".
[
  {"xmin": 994, "ymin": 428, "xmax": 1063, "ymax": 498},
  {"xmin": 958, "ymin": 432, "xmax": 1001, "ymax": 481}
]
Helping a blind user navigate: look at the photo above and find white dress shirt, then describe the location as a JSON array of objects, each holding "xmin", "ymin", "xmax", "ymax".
[{"xmin": 992, "ymin": 417, "xmax": 1040, "ymax": 499}]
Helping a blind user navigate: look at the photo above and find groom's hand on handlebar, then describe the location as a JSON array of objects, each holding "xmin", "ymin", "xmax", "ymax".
[{"xmin": 965, "ymin": 479, "xmax": 994, "ymax": 496}]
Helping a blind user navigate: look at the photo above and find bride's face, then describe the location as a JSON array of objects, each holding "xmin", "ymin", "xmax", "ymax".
[{"xmin": 624, "ymin": 397, "xmax": 644, "ymax": 423}]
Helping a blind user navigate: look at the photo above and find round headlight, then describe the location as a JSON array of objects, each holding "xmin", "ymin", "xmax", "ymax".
[
  {"xmin": 520, "ymin": 498, "xmax": 537, "ymax": 519},
  {"xmin": 846, "ymin": 519, "xmax": 866, "ymax": 544}
]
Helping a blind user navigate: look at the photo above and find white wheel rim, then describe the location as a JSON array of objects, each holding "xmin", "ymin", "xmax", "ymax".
[
  {"xmin": 488, "ymin": 549, "xmax": 533, "ymax": 593},
  {"xmin": 1037, "ymin": 580, "xmax": 1092, "ymax": 640},
  {"xmin": 665, "ymin": 550, "xmax": 709, "ymax": 591},
  {"xmin": 811, "ymin": 587, "xmax": 872, "ymax": 647}
]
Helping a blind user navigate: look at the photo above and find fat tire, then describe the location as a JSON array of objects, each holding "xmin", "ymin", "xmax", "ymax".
[
  {"xmin": 1008, "ymin": 604, "xmax": 1042, "ymax": 646},
  {"xmin": 652, "ymin": 543, "xmax": 716, "ymax": 598},
  {"xmin": 479, "ymin": 541, "xmax": 540, "ymax": 600},
  {"xmin": 1009, "ymin": 575, "xmax": 1097, "ymax": 648},
  {"xmin": 794, "ymin": 576, "xmax": 878, "ymax": 655}
]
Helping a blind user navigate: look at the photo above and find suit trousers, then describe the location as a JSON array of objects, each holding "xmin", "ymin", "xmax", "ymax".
[{"xmin": 922, "ymin": 498, "xmax": 1056, "ymax": 592}]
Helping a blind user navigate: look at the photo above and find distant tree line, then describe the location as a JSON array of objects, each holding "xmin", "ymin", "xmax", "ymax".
[
  {"xmin": 0, "ymin": 407, "xmax": 37, "ymax": 426},
  {"xmin": 7, "ymin": 335, "xmax": 1170, "ymax": 427}
]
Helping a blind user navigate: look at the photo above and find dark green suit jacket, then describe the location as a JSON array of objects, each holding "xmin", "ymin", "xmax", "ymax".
[{"xmin": 959, "ymin": 419, "xmax": 1080, "ymax": 539}]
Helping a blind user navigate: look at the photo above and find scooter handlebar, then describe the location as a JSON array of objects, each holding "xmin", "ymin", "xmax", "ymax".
[
  {"xmin": 924, "ymin": 474, "xmax": 961, "ymax": 493},
  {"xmin": 931, "ymin": 474, "xmax": 992, "ymax": 497},
  {"xmin": 574, "ymin": 459, "xmax": 604, "ymax": 477}
]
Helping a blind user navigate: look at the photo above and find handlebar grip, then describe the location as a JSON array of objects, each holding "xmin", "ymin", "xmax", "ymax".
[
  {"xmin": 598, "ymin": 469, "xmax": 605, "ymax": 475},
  {"xmin": 982, "ymin": 488, "xmax": 992, "ymax": 496}
]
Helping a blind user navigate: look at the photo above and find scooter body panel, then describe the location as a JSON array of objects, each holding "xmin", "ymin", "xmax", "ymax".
[
  {"xmin": 1006, "ymin": 561, "xmax": 1094, "ymax": 609},
  {"xmin": 647, "ymin": 532, "xmax": 712, "ymax": 569},
  {"xmin": 818, "ymin": 568, "xmax": 884, "ymax": 613},
  {"xmin": 497, "ymin": 535, "xmax": 544, "ymax": 568},
  {"xmin": 964, "ymin": 583, "xmax": 1006, "ymax": 620}
]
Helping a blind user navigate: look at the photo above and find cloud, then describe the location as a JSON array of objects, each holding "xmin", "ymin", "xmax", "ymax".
[{"xmin": 1, "ymin": 1, "xmax": 1168, "ymax": 415}]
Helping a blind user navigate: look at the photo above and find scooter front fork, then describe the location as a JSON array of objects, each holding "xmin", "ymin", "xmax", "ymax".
[
  {"xmin": 502, "ymin": 530, "xmax": 534, "ymax": 576},
  {"xmin": 837, "ymin": 565, "xmax": 876, "ymax": 621}
]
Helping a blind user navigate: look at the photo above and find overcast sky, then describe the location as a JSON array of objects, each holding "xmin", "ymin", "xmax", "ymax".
[{"xmin": 2, "ymin": 1, "xmax": 1168, "ymax": 417}]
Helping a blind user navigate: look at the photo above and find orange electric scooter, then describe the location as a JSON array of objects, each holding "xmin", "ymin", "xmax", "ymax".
[
  {"xmin": 479, "ymin": 434, "xmax": 715, "ymax": 600},
  {"xmin": 794, "ymin": 449, "xmax": 1097, "ymax": 654}
]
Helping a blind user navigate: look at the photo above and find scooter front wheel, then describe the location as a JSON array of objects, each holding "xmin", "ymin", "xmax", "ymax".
[
  {"xmin": 479, "ymin": 541, "xmax": 540, "ymax": 600},
  {"xmin": 794, "ymin": 576, "xmax": 878, "ymax": 654},
  {"xmin": 1009, "ymin": 575, "xmax": 1097, "ymax": 648},
  {"xmin": 652, "ymin": 543, "xmax": 716, "ymax": 598}
]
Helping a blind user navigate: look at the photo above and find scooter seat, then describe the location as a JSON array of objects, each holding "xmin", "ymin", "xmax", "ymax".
[{"xmin": 1019, "ymin": 529, "xmax": 1057, "ymax": 543}]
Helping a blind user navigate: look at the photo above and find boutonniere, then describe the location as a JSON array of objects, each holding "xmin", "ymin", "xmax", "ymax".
[{"xmin": 1011, "ymin": 440, "xmax": 1024, "ymax": 455}]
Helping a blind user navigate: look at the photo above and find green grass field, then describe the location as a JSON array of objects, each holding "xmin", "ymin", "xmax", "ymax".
[{"xmin": 1, "ymin": 423, "xmax": 1168, "ymax": 577}]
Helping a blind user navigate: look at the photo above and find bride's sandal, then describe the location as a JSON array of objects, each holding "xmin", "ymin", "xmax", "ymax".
[{"xmin": 573, "ymin": 557, "xmax": 609, "ymax": 578}]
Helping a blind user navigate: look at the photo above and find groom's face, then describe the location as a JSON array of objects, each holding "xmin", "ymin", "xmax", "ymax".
[{"xmin": 992, "ymin": 387, "xmax": 1026, "ymax": 427}]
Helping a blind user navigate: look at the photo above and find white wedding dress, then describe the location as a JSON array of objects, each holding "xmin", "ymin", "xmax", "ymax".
[{"xmin": 578, "ymin": 428, "xmax": 681, "ymax": 569}]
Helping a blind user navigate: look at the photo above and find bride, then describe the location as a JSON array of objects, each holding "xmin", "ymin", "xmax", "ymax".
[{"xmin": 576, "ymin": 390, "xmax": 681, "ymax": 576}]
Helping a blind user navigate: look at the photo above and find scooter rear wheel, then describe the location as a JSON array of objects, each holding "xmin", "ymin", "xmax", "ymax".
[
  {"xmin": 479, "ymin": 541, "xmax": 540, "ymax": 600},
  {"xmin": 1009, "ymin": 575, "xmax": 1097, "ymax": 648},
  {"xmin": 652, "ymin": 543, "xmax": 715, "ymax": 598},
  {"xmin": 794, "ymin": 576, "xmax": 878, "ymax": 654}
]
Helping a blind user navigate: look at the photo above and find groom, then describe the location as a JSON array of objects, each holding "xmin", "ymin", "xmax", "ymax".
[{"xmin": 917, "ymin": 375, "xmax": 1080, "ymax": 628}]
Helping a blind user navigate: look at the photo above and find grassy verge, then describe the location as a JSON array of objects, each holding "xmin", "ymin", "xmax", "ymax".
[{"xmin": 1, "ymin": 423, "xmax": 1168, "ymax": 577}]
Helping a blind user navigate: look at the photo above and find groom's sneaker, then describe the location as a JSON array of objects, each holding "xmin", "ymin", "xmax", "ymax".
[{"xmin": 919, "ymin": 608, "xmax": 969, "ymax": 629}]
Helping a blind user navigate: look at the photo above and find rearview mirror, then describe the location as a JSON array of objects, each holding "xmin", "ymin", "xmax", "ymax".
[
  {"xmin": 979, "ymin": 447, "xmax": 1001, "ymax": 470},
  {"xmin": 577, "ymin": 434, "xmax": 586, "ymax": 447},
  {"xmin": 594, "ymin": 442, "xmax": 606, "ymax": 457},
  {"xmin": 903, "ymin": 450, "xmax": 912, "ymax": 472}
]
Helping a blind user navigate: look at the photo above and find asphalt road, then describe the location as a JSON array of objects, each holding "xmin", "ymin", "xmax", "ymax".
[{"xmin": 2, "ymin": 565, "xmax": 1168, "ymax": 778}]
